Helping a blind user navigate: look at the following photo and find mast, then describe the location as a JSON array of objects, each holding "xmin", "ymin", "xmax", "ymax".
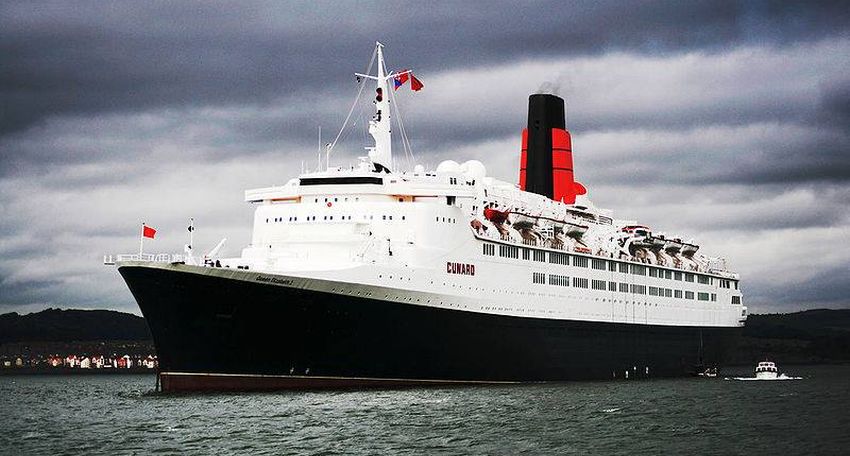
[{"xmin": 367, "ymin": 42, "xmax": 392, "ymax": 172}]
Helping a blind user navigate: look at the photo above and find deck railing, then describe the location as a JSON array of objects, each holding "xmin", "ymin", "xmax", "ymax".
[{"xmin": 103, "ymin": 253, "xmax": 186, "ymax": 265}]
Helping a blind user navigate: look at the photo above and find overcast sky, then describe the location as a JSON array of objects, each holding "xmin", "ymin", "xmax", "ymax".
[{"xmin": 1, "ymin": 1, "xmax": 848, "ymax": 315}]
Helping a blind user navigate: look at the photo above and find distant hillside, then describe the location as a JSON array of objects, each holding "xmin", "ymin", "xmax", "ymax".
[
  {"xmin": 733, "ymin": 309, "xmax": 850, "ymax": 364},
  {"xmin": 0, "ymin": 308, "xmax": 151, "ymax": 343}
]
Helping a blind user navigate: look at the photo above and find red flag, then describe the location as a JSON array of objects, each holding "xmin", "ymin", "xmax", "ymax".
[
  {"xmin": 410, "ymin": 73, "xmax": 424, "ymax": 91},
  {"xmin": 143, "ymin": 225, "xmax": 157, "ymax": 239}
]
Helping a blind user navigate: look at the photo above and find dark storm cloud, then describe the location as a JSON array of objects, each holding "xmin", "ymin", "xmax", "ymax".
[
  {"xmin": 1, "ymin": 1, "xmax": 849, "ymax": 314},
  {"xmin": 747, "ymin": 258, "xmax": 850, "ymax": 309},
  {"xmin": 3, "ymin": 0, "xmax": 849, "ymax": 136}
]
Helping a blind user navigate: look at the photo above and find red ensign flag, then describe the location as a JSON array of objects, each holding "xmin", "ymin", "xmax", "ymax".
[
  {"xmin": 143, "ymin": 225, "xmax": 157, "ymax": 239},
  {"xmin": 410, "ymin": 73, "xmax": 424, "ymax": 91}
]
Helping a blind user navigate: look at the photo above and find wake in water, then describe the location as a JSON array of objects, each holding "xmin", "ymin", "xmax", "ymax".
[{"xmin": 724, "ymin": 374, "xmax": 803, "ymax": 381}]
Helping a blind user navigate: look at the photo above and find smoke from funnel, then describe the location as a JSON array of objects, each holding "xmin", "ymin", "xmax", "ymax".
[{"xmin": 536, "ymin": 81, "xmax": 561, "ymax": 95}]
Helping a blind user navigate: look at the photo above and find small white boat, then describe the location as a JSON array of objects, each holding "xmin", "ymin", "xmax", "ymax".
[{"xmin": 755, "ymin": 361, "xmax": 779, "ymax": 379}]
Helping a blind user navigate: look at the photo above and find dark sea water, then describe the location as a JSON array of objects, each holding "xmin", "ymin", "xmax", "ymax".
[{"xmin": 2, "ymin": 365, "xmax": 849, "ymax": 455}]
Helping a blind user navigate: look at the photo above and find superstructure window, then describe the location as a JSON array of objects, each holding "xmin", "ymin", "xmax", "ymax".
[
  {"xmin": 592, "ymin": 259, "xmax": 607, "ymax": 270},
  {"xmin": 685, "ymin": 291, "xmax": 695, "ymax": 300},
  {"xmin": 619, "ymin": 283, "xmax": 628, "ymax": 293},
  {"xmin": 609, "ymin": 262, "xmax": 617, "ymax": 272},
  {"xmin": 698, "ymin": 275, "xmax": 710, "ymax": 285},
  {"xmin": 649, "ymin": 286, "xmax": 660, "ymax": 296},
  {"xmin": 711, "ymin": 293, "xmax": 717, "ymax": 302},
  {"xmin": 532, "ymin": 272, "xmax": 546, "ymax": 284},
  {"xmin": 549, "ymin": 274, "xmax": 569, "ymax": 287},
  {"xmin": 482, "ymin": 244, "xmax": 495, "ymax": 256},
  {"xmin": 609, "ymin": 281, "xmax": 617, "ymax": 291},
  {"xmin": 674, "ymin": 272, "xmax": 682, "ymax": 281},
  {"xmin": 533, "ymin": 250, "xmax": 546, "ymax": 262},
  {"xmin": 549, "ymin": 252, "xmax": 569, "ymax": 265},
  {"xmin": 649, "ymin": 268, "xmax": 659, "ymax": 278},
  {"xmin": 573, "ymin": 256, "xmax": 589, "ymax": 268},
  {"xmin": 664, "ymin": 288, "xmax": 673, "ymax": 298},
  {"xmin": 630, "ymin": 264, "xmax": 646, "ymax": 276},
  {"xmin": 499, "ymin": 245, "xmax": 519, "ymax": 259},
  {"xmin": 619, "ymin": 263, "xmax": 628, "ymax": 273},
  {"xmin": 630, "ymin": 284, "xmax": 647, "ymax": 295},
  {"xmin": 572, "ymin": 277, "xmax": 589, "ymax": 289},
  {"xmin": 665, "ymin": 270, "xmax": 672, "ymax": 279},
  {"xmin": 732, "ymin": 296, "xmax": 741, "ymax": 305},
  {"xmin": 522, "ymin": 248, "xmax": 530, "ymax": 260},
  {"xmin": 685, "ymin": 273, "xmax": 695, "ymax": 283},
  {"xmin": 698, "ymin": 292, "xmax": 710, "ymax": 301},
  {"xmin": 591, "ymin": 279, "xmax": 606, "ymax": 290}
]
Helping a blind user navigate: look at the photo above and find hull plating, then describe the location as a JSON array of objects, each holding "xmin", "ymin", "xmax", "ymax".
[{"xmin": 119, "ymin": 265, "xmax": 741, "ymax": 391}]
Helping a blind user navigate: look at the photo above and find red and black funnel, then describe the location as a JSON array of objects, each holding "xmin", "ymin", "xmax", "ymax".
[{"xmin": 519, "ymin": 94, "xmax": 586, "ymax": 203}]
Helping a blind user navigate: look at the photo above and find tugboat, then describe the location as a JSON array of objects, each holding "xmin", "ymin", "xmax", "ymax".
[{"xmin": 755, "ymin": 361, "xmax": 779, "ymax": 380}]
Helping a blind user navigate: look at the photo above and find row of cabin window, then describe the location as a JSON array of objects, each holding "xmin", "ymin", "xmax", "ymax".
[
  {"xmin": 313, "ymin": 197, "xmax": 360, "ymax": 203},
  {"xmin": 484, "ymin": 243, "xmax": 730, "ymax": 288},
  {"xmin": 549, "ymin": 274, "xmax": 569, "ymax": 286},
  {"xmin": 531, "ymin": 273, "xmax": 724, "ymax": 302},
  {"xmin": 267, "ymin": 215, "xmax": 404, "ymax": 222},
  {"xmin": 436, "ymin": 217, "xmax": 457, "ymax": 223}
]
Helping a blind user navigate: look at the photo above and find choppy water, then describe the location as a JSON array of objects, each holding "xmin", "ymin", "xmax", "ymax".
[{"xmin": 2, "ymin": 365, "xmax": 849, "ymax": 455}]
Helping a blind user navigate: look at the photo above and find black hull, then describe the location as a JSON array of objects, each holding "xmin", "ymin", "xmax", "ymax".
[{"xmin": 119, "ymin": 265, "xmax": 741, "ymax": 391}]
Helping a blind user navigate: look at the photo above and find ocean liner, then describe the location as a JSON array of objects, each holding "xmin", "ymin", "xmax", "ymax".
[{"xmin": 107, "ymin": 43, "xmax": 747, "ymax": 391}]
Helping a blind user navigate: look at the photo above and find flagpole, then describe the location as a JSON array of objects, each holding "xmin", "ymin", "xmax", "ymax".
[{"xmin": 139, "ymin": 223, "xmax": 144, "ymax": 256}]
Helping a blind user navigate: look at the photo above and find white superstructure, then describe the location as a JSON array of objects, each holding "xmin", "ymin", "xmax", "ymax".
[{"xmin": 209, "ymin": 42, "xmax": 746, "ymax": 329}]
